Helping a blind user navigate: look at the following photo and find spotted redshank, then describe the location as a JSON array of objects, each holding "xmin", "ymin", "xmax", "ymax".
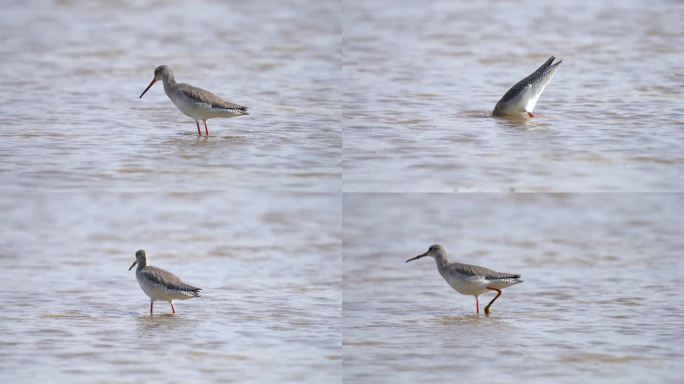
[
  {"xmin": 406, "ymin": 244, "xmax": 523, "ymax": 315},
  {"xmin": 139, "ymin": 65, "xmax": 248, "ymax": 135},
  {"xmin": 128, "ymin": 249, "xmax": 201, "ymax": 315},
  {"xmin": 493, "ymin": 56, "xmax": 562, "ymax": 118}
]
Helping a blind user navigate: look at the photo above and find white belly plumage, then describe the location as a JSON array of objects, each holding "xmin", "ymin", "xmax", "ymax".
[
  {"xmin": 171, "ymin": 94, "xmax": 243, "ymax": 121},
  {"xmin": 440, "ymin": 270, "xmax": 520, "ymax": 296},
  {"xmin": 137, "ymin": 273, "xmax": 193, "ymax": 302},
  {"xmin": 441, "ymin": 271, "xmax": 490, "ymax": 296}
]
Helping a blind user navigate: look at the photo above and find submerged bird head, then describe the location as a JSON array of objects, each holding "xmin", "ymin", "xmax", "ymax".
[
  {"xmin": 406, "ymin": 244, "xmax": 448, "ymax": 263},
  {"xmin": 128, "ymin": 249, "xmax": 148, "ymax": 271},
  {"xmin": 139, "ymin": 65, "xmax": 174, "ymax": 98}
]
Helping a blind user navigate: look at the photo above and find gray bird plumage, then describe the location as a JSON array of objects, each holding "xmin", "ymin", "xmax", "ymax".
[
  {"xmin": 129, "ymin": 249, "xmax": 202, "ymax": 314},
  {"xmin": 176, "ymin": 84, "xmax": 248, "ymax": 115},
  {"xmin": 443, "ymin": 262, "xmax": 521, "ymax": 281},
  {"xmin": 139, "ymin": 65, "xmax": 248, "ymax": 135},
  {"xmin": 406, "ymin": 244, "xmax": 523, "ymax": 314},
  {"xmin": 493, "ymin": 56, "xmax": 562, "ymax": 117},
  {"xmin": 139, "ymin": 266, "xmax": 201, "ymax": 297}
]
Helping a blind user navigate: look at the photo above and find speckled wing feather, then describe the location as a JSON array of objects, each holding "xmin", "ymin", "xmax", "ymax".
[
  {"xmin": 141, "ymin": 266, "xmax": 201, "ymax": 295},
  {"xmin": 446, "ymin": 262, "xmax": 521, "ymax": 280},
  {"xmin": 176, "ymin": 83, "xmax": 248, "ymax": 112},
  {"xmin": 497, "ymin": 56, "xmax": 561, "ymax": 104}
]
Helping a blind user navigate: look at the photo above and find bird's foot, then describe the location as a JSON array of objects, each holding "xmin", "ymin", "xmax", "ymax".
[{"xmin": 527, "ymin": 112, "xmax": 535, "ymax": 118}]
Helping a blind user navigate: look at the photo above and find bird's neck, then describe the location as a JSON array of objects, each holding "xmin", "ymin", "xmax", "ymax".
[
  {"xmin": 161, "ymin": 74, "xmax": 176, "ymax": 87},
  {"xmin": 434, "ymin": 253, "xmax": 449, "ymax": 270},
  {"xmin": 161, "ymin": 76, "xmax": 176, "ymax": 97}
]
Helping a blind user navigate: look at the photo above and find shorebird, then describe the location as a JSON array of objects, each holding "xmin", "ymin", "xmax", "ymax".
[
  {"xmin": 406, "ymin": 244, "xmax": 523, "ymax": 315},
  {"xmin": 139, "ymin": 65, "xmax": 248, "ymax": 135},
  {"xmin": 128, "ymin": 249, "xmax": 201, "ymax": 315},
  {"xmin": 492, "ymin": 56, "xmax": 562, "ymax": 118}
]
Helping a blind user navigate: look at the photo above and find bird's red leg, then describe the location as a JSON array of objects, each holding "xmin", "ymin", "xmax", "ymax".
[
  {"xmin": 204, "ymin": 120, "xmax": 209, "ymax": 135},
  {"xmin": 150, "ymin": 301, "xmax": 154, "ymax": 315},
  {"xmin": 476, "ymin": 296, "xmax": 480, "ymax": 314},
  {"xmin": 528, "ymin": 112, "xmax": 535, "ymax": 118},
  {"xmin": 196, "ymin": 121, "xmax": 201, "ymax": 135},
  {"xmin": 170, "ymin": 302, "xmax": 176, "ymax": 314},
  {"xmin": 484, "ymin": 287, "xmax": 502, "ymax": 315}
]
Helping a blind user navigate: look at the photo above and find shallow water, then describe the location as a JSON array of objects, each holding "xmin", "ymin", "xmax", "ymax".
[
  {"xmin": 2, "ymin": 0, "xmax": 683, "ymax": 383},
  {"xmin": 0, "ymin": 1, "xmax": 341, "ymax": 382},
  {"xmin": 343, "ymin": 0, "xmax": 684, "ymax": 192},
  {"xmin": 0, "ymin": 0, "xmax": 340, "ymax": 193},
  {"xmin": 342, "ymin": 194, "xmax": 684, "ymax": 383},
  {"xmin": 0, "ymin": 192, "xmax": 341, "ymax": 383}
]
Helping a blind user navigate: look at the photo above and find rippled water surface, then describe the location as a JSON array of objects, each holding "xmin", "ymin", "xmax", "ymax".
[
  {"xmin": 343, "ymin": 194, "xmax": 684, "ymax": 383},
  {"xmin": 0, "ymin": 192, "xmax": 340, "ymax": 383},
  {"xmin": 343, "ymin": 0, "xmax": 684, "ymax": 192},
  {"xmin": 0, "ymin": 0, "xmax": 340, "ymax": 193},
  {"xmin": 2, "ymin": 1, "xmax": 683, "ymax": 383}
]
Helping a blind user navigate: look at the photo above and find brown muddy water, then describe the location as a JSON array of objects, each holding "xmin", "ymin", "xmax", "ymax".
[
  {"xmin": 0, "ymin": 0, "xmax": 341, "ymax": 193},
  {"xmin": 1, "ymin": 0, "xmax": 683, "ymax": 383},
  {"xmin": 0, "ymin": 192, "xmax": 341, "ymax": 383},
  {"xmin": 343, "ymin": 194, "xmax": 684, "ymax": 383},
  {"xmin": 343, "ymin": 0, "xmax": 684, "ymax": 192}
]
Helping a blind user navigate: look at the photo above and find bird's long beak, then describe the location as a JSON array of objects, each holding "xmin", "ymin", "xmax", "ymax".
[
  {"xmin": 129, "ymin": 260, "xmax": 138, "ymax": 271},
  {"xmin": 139, "ymin": 78, "xmax": 156, "ymax": 99},
  {"xmin": 406, "ymin": 251, "xmax": 428, "ymax": 263}
]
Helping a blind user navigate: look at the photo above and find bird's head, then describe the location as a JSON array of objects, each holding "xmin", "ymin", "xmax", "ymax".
[
  {"xmin": 406, "ymin": 244, "xmax": 447, "ymax": 263},
  {"xmin": 129, "ymin": 249, "xmax": 148, "ymax": 271},
  {"xmin": 139, "ymin": 65, "xmax": 173, "ymax": 98}
]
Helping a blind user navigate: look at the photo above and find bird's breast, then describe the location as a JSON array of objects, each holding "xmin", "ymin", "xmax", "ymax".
[{"xmin": 440, "ymin": 271, "xmax": 489, "ymax": 296}]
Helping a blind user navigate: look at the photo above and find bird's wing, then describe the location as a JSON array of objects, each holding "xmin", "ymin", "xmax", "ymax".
[
  {"xmin": 177, "ymin": 83, "xmax": 248, "ymax": 111},
  {"xmin": 497, "ymin": 56, "xmax": 562, "ymax": 104},
  {"xmin": 141, "ymin": 266, "xmax": 201, "ymax": 292},
  {"xmin": 447, "ymin": 262, "xmax": 520, "ymax": 280}
]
